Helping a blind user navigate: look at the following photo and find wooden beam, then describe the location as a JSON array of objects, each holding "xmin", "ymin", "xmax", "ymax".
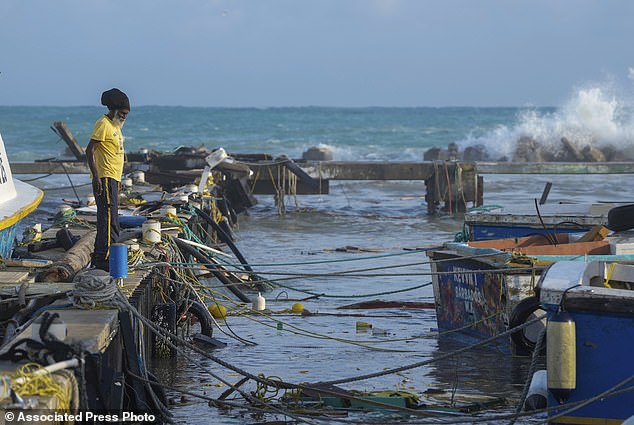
[
  {"xmin": 12, "ymin": 161, "xmax": 91, "ymax": 174},
  {"xmin": 52, "ymin": 121, "xmax": 85, "ymax": 160},
  {"xmin": 475, "ymin": 161, "xmax": 634, "ymax": 174},
  {"xmin": 294, "ymin": 161, "xmax": 443, "ymax": 180}
]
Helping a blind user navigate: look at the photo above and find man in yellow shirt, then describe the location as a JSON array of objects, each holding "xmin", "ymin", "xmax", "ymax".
[{"xmin": 86, "ymin": 88, "xmax": 130, "ymax": 271}]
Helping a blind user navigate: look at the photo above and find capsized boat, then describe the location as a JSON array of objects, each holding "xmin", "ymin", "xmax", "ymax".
[
  {"xmin": 538, "ymin": 259, "xmax": 634, "ymax": 423},
  {"xmin": 0, "ymin": 133, "xmax": 43, "ymax": 257},
  {"xmin": 427, "ymin": 231, "xmax": 634, "ymax": 355}
]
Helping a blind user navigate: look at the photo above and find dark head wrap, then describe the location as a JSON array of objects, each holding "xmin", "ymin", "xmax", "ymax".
[{"xmin": 101, "ymin": 88, "xmax": 130, "ymax": 111}]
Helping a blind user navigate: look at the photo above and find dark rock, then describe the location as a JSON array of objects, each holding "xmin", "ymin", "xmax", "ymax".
[
  {"xmin": 423, "ymin": 147, "xmax": 443, "ymax": 161},
  {"xmin": 560, "ymin": 137, "xmax": 584, "ymax": 161},
  {"xmin": 302, "ymin": 146, "xmax": 333, "ymax": 161},
  {"xmin": 513, "ymin": 136, "xmax": 544, "ymax": 162},
  {"xmin": 463, "ymin": 144, "xmax": 489, "ymax": 161},
  {"xmin": 581, "ymin": 145, "xmax": 606, "ymax": 162}
]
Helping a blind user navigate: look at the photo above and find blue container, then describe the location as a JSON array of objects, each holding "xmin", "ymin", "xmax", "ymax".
[
  {"xmin": 109, "ymin": 243, "xmax": 128, "ymax": 279},
  {"xmin": 119, "ymin": 215, "xmax": 147, "ymax": 228}
]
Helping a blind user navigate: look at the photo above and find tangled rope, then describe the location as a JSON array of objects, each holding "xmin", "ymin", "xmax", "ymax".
[{"xmin": 72, "ymin": 269, "xmax": 123, "ymax": 309}]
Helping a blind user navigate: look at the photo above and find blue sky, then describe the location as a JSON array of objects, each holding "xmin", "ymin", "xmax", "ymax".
[{"xmin": 1, "ymin": 0, "xmax": 633, "ymax": 107}]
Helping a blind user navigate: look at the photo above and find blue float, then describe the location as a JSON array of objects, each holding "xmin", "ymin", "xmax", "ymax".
[{"xmin": 109, "ymin": 243, "xmax": 128, "ymax": 279}]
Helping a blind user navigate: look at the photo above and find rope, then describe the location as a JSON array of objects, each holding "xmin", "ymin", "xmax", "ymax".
[
  {"xmin": 72, "ymin": 270, "xmax": 124, "ymax": 309},
  {"xmin": 508, "ymin": 325, "xmax": 546, "ymax": 425},
  {"xmin": 11, "ymin": 363, "xmax": 71, "ymax": 411}
]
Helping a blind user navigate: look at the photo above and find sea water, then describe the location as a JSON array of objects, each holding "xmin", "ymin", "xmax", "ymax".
[{"xmin": 2, "ymin": 86, "xmax": 634, "ymax": 424}]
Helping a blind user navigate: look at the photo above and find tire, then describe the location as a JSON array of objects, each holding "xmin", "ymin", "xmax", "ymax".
[{"xmin": 509, "ymin": 296, "xmax": 546, "ymax": 356}]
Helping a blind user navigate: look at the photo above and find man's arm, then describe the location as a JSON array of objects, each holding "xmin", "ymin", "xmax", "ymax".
[{"xmin": 86, "ymin": 139, "xmax": 102, "ymax": 195}]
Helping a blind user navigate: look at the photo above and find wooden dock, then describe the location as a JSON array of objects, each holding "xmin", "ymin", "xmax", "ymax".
[
  {"xmin": 12, "ymin": 159, "xmax": 634, "ymax": 214},
  {"xmin": 0, "ymin": 175, "xmax": 217, "ymax": 416}
]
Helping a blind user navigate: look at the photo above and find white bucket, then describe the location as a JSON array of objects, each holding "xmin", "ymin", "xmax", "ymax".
[
  {"xmin": 160, "ymin": 205, "xmax": 177, "ymax": 217},
  {"xmin": 122, "ymin": 177, "xmax": 133, "ymax": 188},
  {"xmin": 131, "ymin": 171, "xmax": 145, "ymax": 184},
  {"xmin": 142, "ymin": 220, "xmax": 162, "ymax": 244},
  {"xmin": 205, "ymin": 148, "xmax": 228, "ymax": 169},
  {"xmin": 85, "ymin": 194, "xmax": 96, "ymax": 206},
  {"xmin": 57, "ymin": 204, "xmax": 73, "ymax": 214}
]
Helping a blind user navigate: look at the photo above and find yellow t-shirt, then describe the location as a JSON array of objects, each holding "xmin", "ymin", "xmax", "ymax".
[{"xmin": 90, "ymin": 115, "xmax": 124, "ymax": 181}]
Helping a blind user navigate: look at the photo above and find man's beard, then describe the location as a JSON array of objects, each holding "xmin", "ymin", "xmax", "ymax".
[{"xmin": 113, "ymin": 111, "xmax": 126, "ymax": 127}]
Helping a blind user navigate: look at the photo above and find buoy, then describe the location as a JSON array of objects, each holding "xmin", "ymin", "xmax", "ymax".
[
  {"xmin": 208, "ymin": 304, "xmax": 227, "ymax": 319},
  {"xmin": 253, "ymin": 292, "xmax": 266, "ymax": 311},
  {"xmin": 356, "ymin": 321, "xmax": 372, "ymax": 329},
  {"xmin": 524, "ymin": 370, "xmax": 547, "ymax": 411},
  {"xmin": 142, "ymin": 219, "xmax": 162, "ymax": 244},
  {"xmin": 109, "ymin": 243, "xmax": 128, "ymax": 279},
  {"xmin": 547, "ymin": 310, "xmax": 576, "ymax": 404},
  {"xmin": 122, "ymin": 177, "xmax": 133, "ymax": 188},
  {"xmin": 291, "ymin": 303, "xmax": 304, "ymax": 314},
  {"xmin": 85, "ymin": 194, "xmax": 96, "ymax": 206}
]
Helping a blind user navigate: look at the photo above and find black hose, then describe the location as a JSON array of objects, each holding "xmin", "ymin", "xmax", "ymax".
[
  {"xmin": 2, "ymin": 293, "xmax": 68, "ymax": 345},
  {"xmin": 173, "ymin": 238, "xmax": 251, "ymax": 303},
  {"xmin": 193, "ymin": 207, "xmax": 254, "ymax": 273}
]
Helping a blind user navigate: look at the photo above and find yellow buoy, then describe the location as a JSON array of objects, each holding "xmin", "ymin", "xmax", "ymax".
[
  {"xmin": 208, "ymin": 304, "xmax": 227, "ymax": 319},
  {"xmin": 547, "ymin": 310, "xmax": 576, "ymax": 404},
  {"xmin": 291, "ymin": 303, "xmax": 304, "ymax": 314}
]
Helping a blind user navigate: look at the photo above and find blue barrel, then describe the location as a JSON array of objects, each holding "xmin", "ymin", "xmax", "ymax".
[
  {"xmin": 109, "ymin": 243, "xmax": 128, "ymax": 279},
  {"xmin": 119, "ymin": 215, "xmax": 147, "ymax": 228}
]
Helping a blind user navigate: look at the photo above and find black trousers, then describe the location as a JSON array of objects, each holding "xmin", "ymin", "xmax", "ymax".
[{"xmin": 92, "ymin": 177, "xmax": 120, "ymax": 271}]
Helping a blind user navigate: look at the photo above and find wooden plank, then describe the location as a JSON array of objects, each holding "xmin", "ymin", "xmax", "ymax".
[
  {"xmin": 278, "ymin": 161, "xmax": 444, "ymax": 180},
  {"xmin": 475, "ymin": 161, "xmax": 634, "ymax": 174},
  {"xmin": 12, "ymin": 161, "xmax": 91, "ymax": 174},
  {"xmin": 3, "ymin": 309, "xmax": 119, "ymax": 354},
  {"xmin": 251, "ymin": 179, "xmax": 329, "ymax": 195},
  {"xmin": 0, "ymin": 282, "xmax": 74, "ymax": 296},
  {"xmin": 0, "ymin": 271, "xmax": 30, "ymax": 283}
]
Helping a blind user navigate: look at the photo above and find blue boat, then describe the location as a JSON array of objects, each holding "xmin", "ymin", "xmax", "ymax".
[
  {"xmin": 539, "ymin": 259, "xmax": 634, "ymax": 424},
  {"xmin": 0, "ymin": 133, "xmax": 43, "ymax": 258},
  {"xmin": 427, "ymin": 233, "xmax": 634, "ymax": 355},
  {"xmin": 464, "ymin": 203, "xmax": 614, "ymax": 241}
]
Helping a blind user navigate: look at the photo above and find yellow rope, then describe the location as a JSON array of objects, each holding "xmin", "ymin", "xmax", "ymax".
[{"xmin": 11, "ymin": 363, "xmax": 71, "ymax": 411}]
